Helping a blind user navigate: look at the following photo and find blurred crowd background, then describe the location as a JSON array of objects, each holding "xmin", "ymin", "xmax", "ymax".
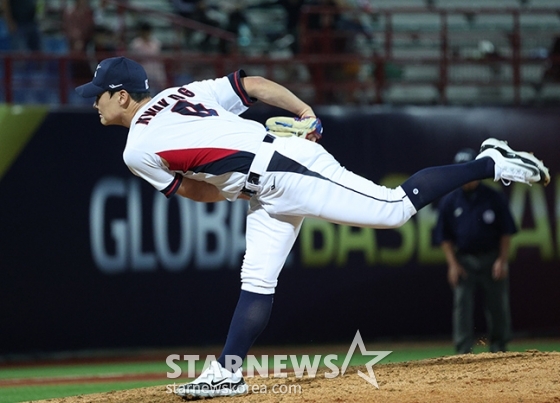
[{"xmin": 1, "ymin": 0, "xmax": 560, "ymax": 106}]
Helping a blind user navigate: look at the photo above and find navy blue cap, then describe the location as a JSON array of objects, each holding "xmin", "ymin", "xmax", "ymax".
[
  {"xmin": 75, "ymin": 57, "xmax": 150, "ymax": 98},
  {"xmin": 453, "ymin": 148, "xmax": 477, "ymax": 164}
]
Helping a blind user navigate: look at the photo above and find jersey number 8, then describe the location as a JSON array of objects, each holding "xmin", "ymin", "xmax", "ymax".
[{"xmin": 172, "ymin": 100, "xmax": 218, "ymax": 118}]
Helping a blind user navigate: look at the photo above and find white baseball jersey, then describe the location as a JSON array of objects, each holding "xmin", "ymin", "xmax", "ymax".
[
  {"xmin": 122, "ymin": 70, "xmax": 416, "ymax": 295},
  {"xmin": 124, "ymin": 70, "xmax": 266, "ymax": 201}
]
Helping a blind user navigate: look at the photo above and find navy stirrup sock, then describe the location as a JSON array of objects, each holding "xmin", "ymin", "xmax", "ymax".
[
  {"xmin": 217, "ymin": 290, "xmax": 273, "ymax": 372},
  {"xmin": 401, "ymin": 158, "xmax": 494, "ymax": 211}
]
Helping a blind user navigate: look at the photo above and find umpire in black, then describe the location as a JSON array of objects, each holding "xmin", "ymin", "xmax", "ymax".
[{"xmin": 434, "ymin": 148, "xmax": 517, "ymax": 354}]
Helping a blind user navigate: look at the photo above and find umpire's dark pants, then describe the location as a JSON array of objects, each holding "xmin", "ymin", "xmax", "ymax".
[{"xmin": 454, "ymin": 251, "xmax": 512, "ymax": 354}]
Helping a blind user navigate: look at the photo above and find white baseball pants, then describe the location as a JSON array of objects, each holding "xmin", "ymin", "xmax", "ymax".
[{"xmin": 240, "ymin": 136, "xmax": 417, "ymax": 295}]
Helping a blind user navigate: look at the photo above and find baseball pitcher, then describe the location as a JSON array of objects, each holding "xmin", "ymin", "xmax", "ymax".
[{"xmin": 76, "ymin": 57, "xmax": 549, "ymax": 399}]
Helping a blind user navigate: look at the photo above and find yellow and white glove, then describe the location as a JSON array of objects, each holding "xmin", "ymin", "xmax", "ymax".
[{"xmin": 265, "ymin": 116, "xmax": 323, "ymax": 141}]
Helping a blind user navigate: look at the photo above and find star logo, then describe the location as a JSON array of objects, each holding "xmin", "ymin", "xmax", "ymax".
[{"xmin": 340, "ymin": 330, "xmax": 392, "ymax": 388}]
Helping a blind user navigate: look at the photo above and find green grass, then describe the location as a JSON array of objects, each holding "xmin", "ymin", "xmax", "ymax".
[
  {"xmin": 1, "ymin": 339, "xmax": 558, "ymax": 403},
  {"xmin": 0, "ymin": 362, "xmax": 165, "ymax": 380},
  {"xmin": 0, "ymin": 380, "xmax": 169, "ymax": 403}
]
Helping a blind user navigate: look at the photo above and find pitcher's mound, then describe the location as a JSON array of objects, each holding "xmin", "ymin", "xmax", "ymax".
[{"xmin": 40, "ymin": 351, "xmax": 560, "ymax": 403}]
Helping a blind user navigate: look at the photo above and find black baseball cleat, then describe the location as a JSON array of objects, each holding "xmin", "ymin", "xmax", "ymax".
[
  {"xmin": 476, "ymin": 138, "xmax": 550, "ymax": 186},
  {"xmin": 175, "ymin": 360, "xmax": 248, "ymax": 399}
]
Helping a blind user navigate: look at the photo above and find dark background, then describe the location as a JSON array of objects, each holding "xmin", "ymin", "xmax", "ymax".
[{"xmin": 1, "ymin": 105, "xmax": 558, "ymax": 356}]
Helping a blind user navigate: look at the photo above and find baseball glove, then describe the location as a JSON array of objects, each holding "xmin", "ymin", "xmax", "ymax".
[{"xmin": 265, "ymin": 116, "xmax": 323, "ymax": 140}]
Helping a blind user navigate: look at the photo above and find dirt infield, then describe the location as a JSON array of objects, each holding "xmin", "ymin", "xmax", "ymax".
[{"xmin": 37, "ymin": 351, "xmax": 560, "ymax": 403}]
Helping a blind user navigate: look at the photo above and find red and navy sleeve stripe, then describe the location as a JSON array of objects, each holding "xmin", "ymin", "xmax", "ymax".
[
  {"xmin": 161, "ymin": 173, "xmax": 182, "ymax": 198},
  {"xmin": 228, "ymin": 70, "xmax": 256, "ymax": 106}
]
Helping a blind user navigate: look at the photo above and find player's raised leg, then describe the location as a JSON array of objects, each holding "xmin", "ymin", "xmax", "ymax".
[
  {"xmin": 400, "ymin": 137, "xmax": 549, "ymax": 211},
  {"xmin": 259, "ymin": 137, "xmax": 548, "ymax": 229}
]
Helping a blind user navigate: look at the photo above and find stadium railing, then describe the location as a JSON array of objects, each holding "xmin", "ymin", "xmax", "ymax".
[{"xmin": 1, "ymin": 4, "xmax": 559, "ymax": 106}]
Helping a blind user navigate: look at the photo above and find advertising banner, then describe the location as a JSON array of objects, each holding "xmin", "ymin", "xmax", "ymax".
[{"xmin": 0, "ymin": 105, "xmax": 558, "ymax": 355}]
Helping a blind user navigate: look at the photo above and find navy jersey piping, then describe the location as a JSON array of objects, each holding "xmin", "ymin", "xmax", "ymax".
[
  {"xmin": 267, "ymin": 152, "xmax": 403, "ymax": 204},
  {"xmin": 191, "ymin": 151, "xmax": 253, "ymax": 175},
  {"xmin": 227, "ymin": 70, "xmax": 256, "ymax": 106},
  {"xmin": 161, "ymin": 172, "xmax": 183, "ymax": 198}
]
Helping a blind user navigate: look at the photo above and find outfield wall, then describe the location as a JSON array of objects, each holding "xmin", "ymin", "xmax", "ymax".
[{"xmin": 0, "ymin": 105, "xmax": 559, "ymax": 355}]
